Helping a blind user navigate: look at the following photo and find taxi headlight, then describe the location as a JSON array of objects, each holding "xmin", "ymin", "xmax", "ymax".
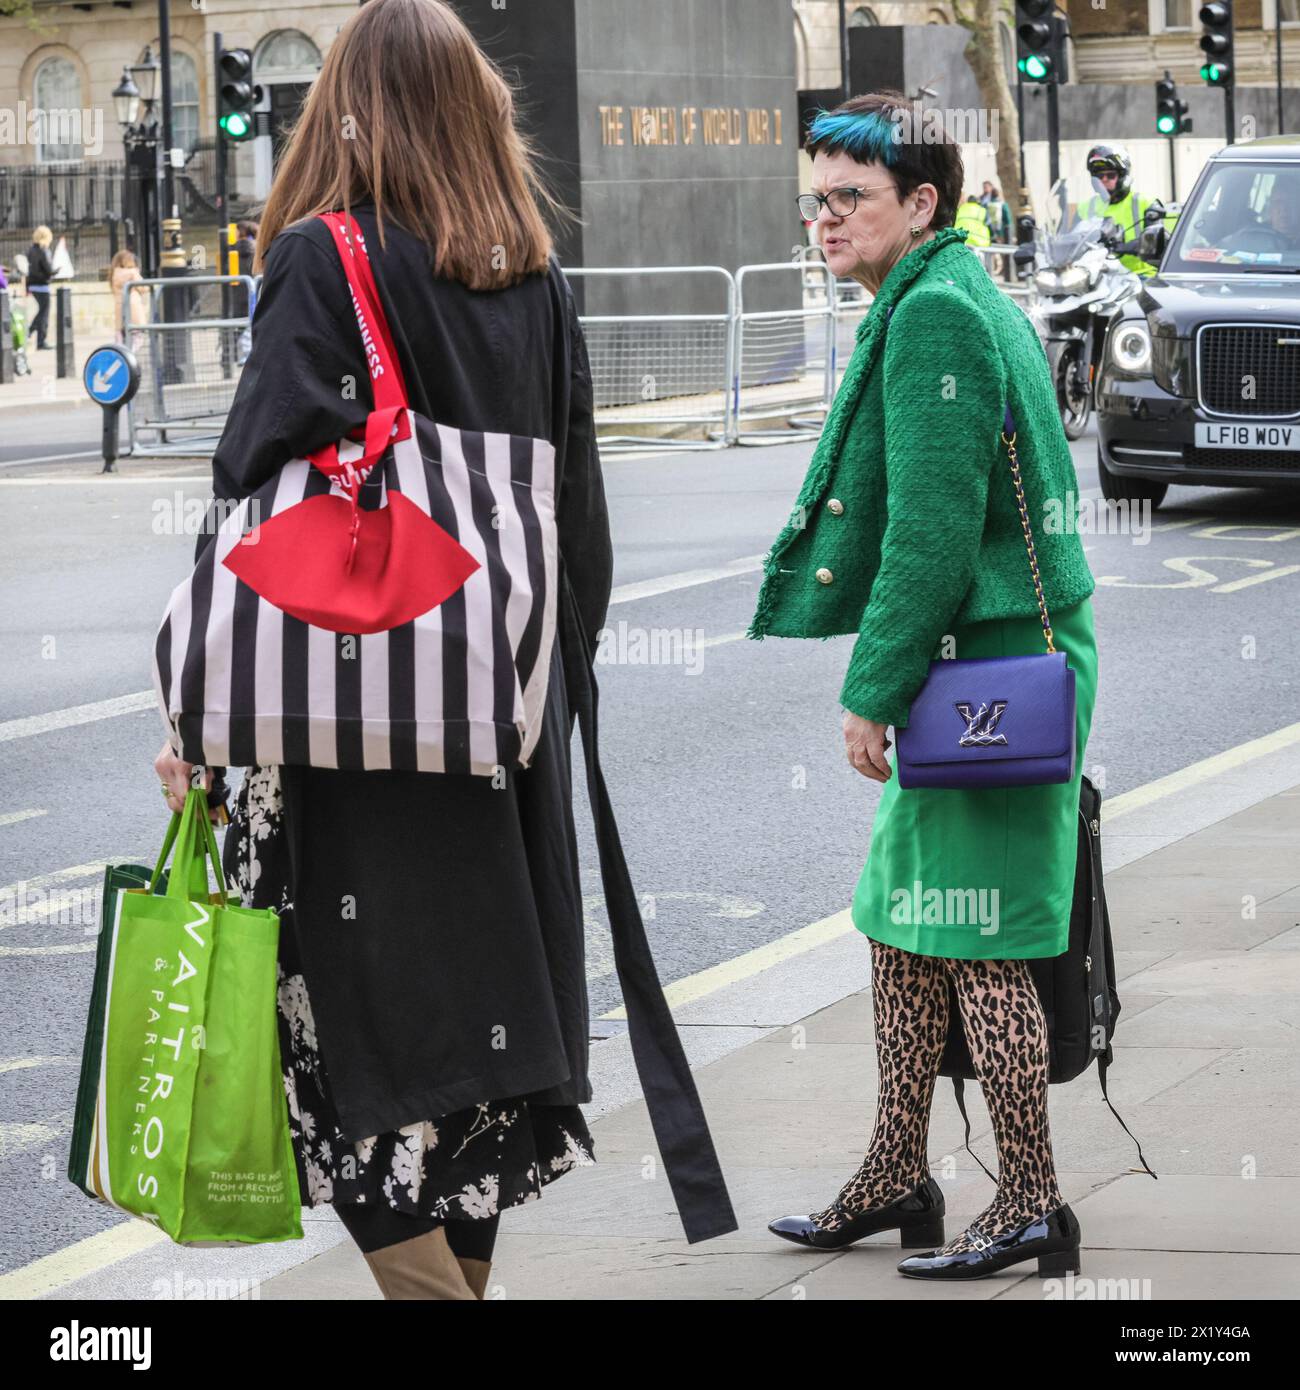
[{"xmin": 1109, "ymin": 321, "xmax": 1151, "ymax": 374}]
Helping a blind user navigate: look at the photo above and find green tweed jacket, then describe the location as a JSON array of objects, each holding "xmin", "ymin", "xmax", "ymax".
[{"xmin": 748, "ymin": 225, "xmax": 1095, "ymax": 727}]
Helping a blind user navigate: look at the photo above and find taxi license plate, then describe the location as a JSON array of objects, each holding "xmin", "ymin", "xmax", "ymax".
[{"xmin": 1196, "ymin": 421, "xmax": 1300, "ymax": 451}]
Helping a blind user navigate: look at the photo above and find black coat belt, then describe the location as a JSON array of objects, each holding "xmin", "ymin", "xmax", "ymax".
[{"xmin": 561, "ymin": 574, "xmax": 738, "ymax": 1245}]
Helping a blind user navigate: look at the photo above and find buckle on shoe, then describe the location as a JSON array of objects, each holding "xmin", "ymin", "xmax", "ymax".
[{"xmin": 967, "ymin": 1224, "xmax": 993, "ymax": 1252}]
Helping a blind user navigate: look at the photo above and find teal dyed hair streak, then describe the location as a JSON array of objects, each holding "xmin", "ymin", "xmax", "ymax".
[{"xmin": 807, "ymin": 108, "xmax": 901, "ymax": 165}]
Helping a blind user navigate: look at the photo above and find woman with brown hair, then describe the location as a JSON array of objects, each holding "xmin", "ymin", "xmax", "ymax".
[{"xmin": 153, "ymin": 0, "xmax": 733, "ymax": 1299}]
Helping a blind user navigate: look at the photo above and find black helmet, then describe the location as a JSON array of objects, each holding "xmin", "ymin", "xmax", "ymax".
[{"xmin": 1086, "ymin": 144, "xmax": 1133, "ymax": 203}]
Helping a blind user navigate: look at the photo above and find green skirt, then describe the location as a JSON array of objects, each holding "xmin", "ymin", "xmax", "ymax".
[{"xmin": 852, "ymin": 596, "xmax": 1097, "ymax": 960}]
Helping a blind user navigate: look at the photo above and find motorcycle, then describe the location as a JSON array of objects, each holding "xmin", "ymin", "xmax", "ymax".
[{"xmin": 1028, "ymin": 214, "xmax": 1141, "ymax": 439}]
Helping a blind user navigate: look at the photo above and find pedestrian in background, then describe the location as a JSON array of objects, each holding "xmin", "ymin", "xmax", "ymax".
[
  {"xmin": 753, "ymin": 90, "xmax": 1098, "ymax": 1281},
  {"xmin": 24, "ymin": 225, "xmax": 54, "ymax": 350},
  {"xmin": 983, "ymin": 183, "xmax": 1014, "ymax": 278},
  {"xmin": 232, "ymin": 220, "xmax": 257, "ymax": 363},
  {"xmin": 954, "ymin": 190, "xmax": 992, "ymax": 249},
  {"xmin": 109, "ymin": 249, "xmax": 149, "ymax": 348}
]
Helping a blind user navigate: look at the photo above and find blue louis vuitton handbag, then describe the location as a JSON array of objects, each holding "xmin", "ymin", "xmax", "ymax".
[{"xmin": 894, "ymin": 406, "xmax": 1076, "ymax": 790}]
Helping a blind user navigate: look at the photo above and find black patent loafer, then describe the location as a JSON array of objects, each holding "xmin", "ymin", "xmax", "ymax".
[
  {"xmin": 768, "ymin": 1176, "xmax": 946, "ymax": 1251},
  {"xmin": 896, "ymin": 1203, "xmax": 1081, "ymax": 1280}
]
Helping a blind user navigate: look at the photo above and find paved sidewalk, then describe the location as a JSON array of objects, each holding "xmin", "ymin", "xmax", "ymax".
[
  {"xmin": 255, "ymin": 780, "xmax": 1300, "ymax": 1301},
  {"xmin": 0, "ymin": 337, "xmax": 98, "ymax": 413}
]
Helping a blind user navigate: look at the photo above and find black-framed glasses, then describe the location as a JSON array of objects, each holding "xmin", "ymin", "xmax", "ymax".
[{"xmin": 796, "ymin": 184, "xmax": 896, "ymax": 221}]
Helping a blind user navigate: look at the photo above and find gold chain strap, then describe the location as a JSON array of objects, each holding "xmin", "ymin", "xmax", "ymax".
[{"xmin": 999, "ymin": 426, "xmax": 1056, "ymax": 655}]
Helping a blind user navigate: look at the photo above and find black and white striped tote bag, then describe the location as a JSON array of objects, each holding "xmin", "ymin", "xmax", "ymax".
[{"xmin": 152, "ymin": 212, "xmax": 559, "ymax": 777}]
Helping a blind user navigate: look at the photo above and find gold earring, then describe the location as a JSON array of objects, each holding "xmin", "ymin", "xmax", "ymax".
[{"xmin": 909, "ymin": 225, "xmax": 923, "ymax": 238}]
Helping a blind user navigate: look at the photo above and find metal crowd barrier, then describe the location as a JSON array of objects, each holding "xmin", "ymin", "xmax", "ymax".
[
  {"xmin": 116, "ymin": 256, "xmax": 1035, "ymax": 459},
  {"xmin": 564, "ymin": 265, "xmax": 735, "ymax": 452},
  {"xmin": 123, "ymin": 274, "xmax": 255, "ymax": 456},
  {"xmin": 731, "ymin": 260, "xmax": 835, "ymax": 445}
]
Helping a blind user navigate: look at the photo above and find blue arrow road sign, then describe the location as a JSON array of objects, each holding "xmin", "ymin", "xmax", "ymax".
[{"xmin": 83, "ymin": 345, "xmax": 139, "ymax": 406}]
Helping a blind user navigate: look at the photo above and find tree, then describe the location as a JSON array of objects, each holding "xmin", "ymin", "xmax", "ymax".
[{"xmin": 950, "ymin": 0, "xmax": 1026, "ymax": 217}]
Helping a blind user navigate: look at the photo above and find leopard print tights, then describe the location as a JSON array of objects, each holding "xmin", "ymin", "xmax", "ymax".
[{"xmin": 809, "ymin": 940, "xmax": 1063, "ymax": 1252}]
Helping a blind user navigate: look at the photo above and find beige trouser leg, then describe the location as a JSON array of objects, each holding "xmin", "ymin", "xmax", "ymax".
[
  {"xmin": 361, "ymin": 1225, "xmax": 480, "ymax": 1301},
  {"xmin": 454, "ymin": 1255, "xmax": 492, "ymax": 1300}
]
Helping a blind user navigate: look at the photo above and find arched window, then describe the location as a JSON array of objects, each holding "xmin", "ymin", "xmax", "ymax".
[
  {"xmin": 33, "ymin": 56, "xmax": 82, "ymax": 162},
  {"xmin": 139, "ymin": 46, "xmax": 199, "ymax": 154},
  {"xmin": 254, "ymin": 30, "xmax": 323, "ymax": 81},
  {"xmin": 849, "ymin": 6, "xmax": 880, "ymax": 23}
]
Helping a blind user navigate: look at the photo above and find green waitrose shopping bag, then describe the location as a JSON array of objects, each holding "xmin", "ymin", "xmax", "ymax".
[{"xmin": 67, "ymin": 787, "xmax": 302, "ymax": 1244}]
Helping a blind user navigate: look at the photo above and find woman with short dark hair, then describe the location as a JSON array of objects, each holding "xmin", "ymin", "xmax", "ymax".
[{"xmin": 754, "ymin": 92, "xmax": 1099, "ymax": 1281}]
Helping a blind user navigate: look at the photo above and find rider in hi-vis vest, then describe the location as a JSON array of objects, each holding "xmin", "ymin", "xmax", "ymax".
[{"xmin": 1075, "ymin": 143, "xmax": 1178, "ymax": 278}]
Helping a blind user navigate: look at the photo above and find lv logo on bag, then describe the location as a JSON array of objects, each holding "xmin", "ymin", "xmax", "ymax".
[{"xmin": 955, "ymin": 700, "xmax": 1009, "ymax": 748}]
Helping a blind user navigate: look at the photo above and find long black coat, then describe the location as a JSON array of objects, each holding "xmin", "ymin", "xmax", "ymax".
[{"xmin": 197, "ymin": 205, "xmax": 735, "ymax": 1243}]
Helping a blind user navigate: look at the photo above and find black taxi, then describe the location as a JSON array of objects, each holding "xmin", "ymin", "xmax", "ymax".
[{"xmin": 1095, "ymin": 135, "xmax": 1300, "ymax": 507}]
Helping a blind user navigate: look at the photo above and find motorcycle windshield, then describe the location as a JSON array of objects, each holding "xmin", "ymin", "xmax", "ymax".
[{"xmin": 1043, "ymin": 219, "xmax": 1108, "ymax": 269}]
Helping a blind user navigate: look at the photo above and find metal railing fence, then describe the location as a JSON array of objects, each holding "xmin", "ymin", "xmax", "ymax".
[
  {"xmin": 564, "ymin": 265, "xmax": 735, "ymax": 451},
  {"xmin": 109, "ymin": 256, "xmax": 1036, "ymax": 458},
  {"xmin": 123, "ymin": 275, "xmax": 255, "ymax": 456},
  {"xmin": 731, "ymin": 260, "xmax": 835, "ymax": 445}
]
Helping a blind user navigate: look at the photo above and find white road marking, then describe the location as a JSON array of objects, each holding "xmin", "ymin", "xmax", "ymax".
[
  {"xmin": 0, "ymin": 1055, "xmax": 78, "ymax": 1074},
  {"xmin": 0, "ymin": 1118, "xmax": 64, "ymax": 1162},
  {"xmin": 0, "ymin": 450, "xmax": 104, "ymax": 468},
  {"xmin": 0, "ymin": 559, "xmax": 767, "ymax": 747},
  {"xmin": 0, "ymin": 809, "xmax": 47, "ymax": 827},
  {"xmin": 608, "ymin": 555, "xmax": 764, "ymax": 605},
  {"xmin": 0, "ymin": 942, "xmax": 97, "ymax": 957},
  {"xmin": 0, "ymin": 691, "xmax": 156, "ymax": 743},
  {"xmin": 0, "ymin": 862, "xmax": 110, "ymax": 927},
  {"xmin": 0, "ymin": 474, "xmax": 209, "ymax": 486}
]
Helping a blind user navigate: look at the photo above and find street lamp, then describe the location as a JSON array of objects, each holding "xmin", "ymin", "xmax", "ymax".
[
  {"xmin": 131, "ymin": 47, "xmax": 160, "ymax": 107},
  {"xmin": 112, "ymin": 69, "xmax": 141, "ymax": 129},
  {"xmin": 114, "ymin": 54, "xmax": 163, "ymax": 278}
]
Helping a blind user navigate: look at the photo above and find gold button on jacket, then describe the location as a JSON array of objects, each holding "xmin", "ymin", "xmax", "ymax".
[{"xmin": 815, "ymin": 567, "xmax": 834, "ymax": 585}]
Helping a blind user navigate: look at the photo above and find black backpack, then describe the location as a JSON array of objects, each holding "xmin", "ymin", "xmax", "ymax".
[{"xmin": 939, "ymin": 775, "xmax": 1157, "ymax": 1181}]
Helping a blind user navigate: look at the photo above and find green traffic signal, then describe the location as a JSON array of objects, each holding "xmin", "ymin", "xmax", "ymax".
[
  {"xmin": 217, "ymin": 46, "xmax": 257, "ymax": 144},
  {"xmin": 218, "ymin": 111, "xmax": 252, "ymax": 141},
  {"xmin": 1018, "ymin": 53, "xmax": 1051, "ymax": 82},
  {"xmin": 1156, "ymin": 113, "xmax": 1177, "ymax": 134}
]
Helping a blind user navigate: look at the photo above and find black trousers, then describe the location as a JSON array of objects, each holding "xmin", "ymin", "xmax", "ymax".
[
  {"xmin": 334, "ymin": 1201, "xmax": 501, "ymax": 1261},
  {"xmin": 28, "ymin": 288, "xmax": 50, "ymax": 347}
]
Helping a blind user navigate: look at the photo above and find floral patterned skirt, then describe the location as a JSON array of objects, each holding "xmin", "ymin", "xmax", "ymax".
[{"xmin": 224, "ymin": 765, "xmax": 597, "ymax": 1223}]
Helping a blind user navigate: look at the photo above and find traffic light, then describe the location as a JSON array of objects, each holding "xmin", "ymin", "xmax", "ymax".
[
  {"xmin": 1016, "ymin": 0, "xmax": 1055, "ymax": 84},
  {"xmin": 1155, "ymin": 72, "xmax": 1192, "ymax": 135},
  {"xmin": 217, "ymin": 46, "xmax": 258, "ymax": 142},
  {"xmin": 1015, "ymin": 3, "xmax": 1068, "ymax": 85},
  {"xmin": 1199, "ymin": 1, "xmax": 1234, "ymax": 87}
]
